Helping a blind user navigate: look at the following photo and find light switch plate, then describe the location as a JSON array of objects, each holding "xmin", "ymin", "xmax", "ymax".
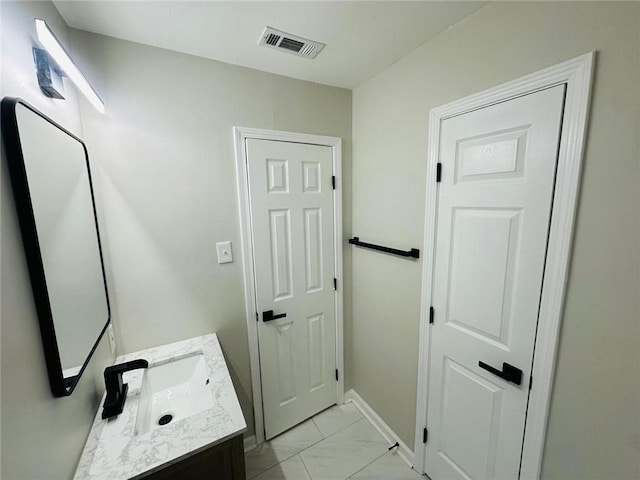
[{"xmin": 216, "ymin": 241, "xmax": 233, "ymax": 264}]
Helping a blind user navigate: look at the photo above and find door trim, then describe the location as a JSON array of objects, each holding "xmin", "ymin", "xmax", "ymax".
[
  {"xmin": 233, "ymin": 127, "xmax": 344, "ymax": 446},
  {"xmin": 413, "ymin": 52, "xmax": 595, "ymax": 479}
]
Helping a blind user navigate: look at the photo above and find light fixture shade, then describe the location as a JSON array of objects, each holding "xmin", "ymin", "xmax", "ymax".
[{"xmin": 35, "ymin": 19, "xmax": 105, "ymax": 114}]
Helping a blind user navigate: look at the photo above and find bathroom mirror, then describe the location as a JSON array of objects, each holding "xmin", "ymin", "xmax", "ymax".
[{"xmin": 2, "ymin": 97, "xmax": 110, "ymax": 397}]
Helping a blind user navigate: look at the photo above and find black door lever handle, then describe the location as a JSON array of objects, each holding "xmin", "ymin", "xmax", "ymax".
[
  {"xmin": 478, "ymin": 361, "xmax": 523, "ymax": 385},
  {"xmin": 263, "ymin": 310, "xmax": 287, "ymax": 322}
]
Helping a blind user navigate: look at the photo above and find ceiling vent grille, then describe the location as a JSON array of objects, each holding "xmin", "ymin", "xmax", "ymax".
[{"xmin": 259, "ymin": 27, "xmax": 325, "ymax": 59}]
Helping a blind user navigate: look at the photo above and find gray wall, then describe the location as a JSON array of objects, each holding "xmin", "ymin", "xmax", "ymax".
[
  {"xmin": 0, "ymin": 2, "xmax": 115, "ymax": 479},
  {"xmin": 69, "ymin": 30, "xmax": 353, "ymax": 437},
  {"xmin": 351, "ymin": 2, "xmax": 639, "ymax": 479},
  {"xmin": 1, "ymin": 2, "xmax": 351, "ymax": 477},
  {"xmin": 4, "ymin": 2, "xmax": 638, "ymax": 479},
  {"xmin": 352, "ymin": 2, "xmax": 640, "ymax": 479}
]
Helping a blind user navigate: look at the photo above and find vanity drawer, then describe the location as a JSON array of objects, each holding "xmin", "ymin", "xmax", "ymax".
[{"xmin": 141, "ymin": 434, "xmax": 245, "ymax": 480}]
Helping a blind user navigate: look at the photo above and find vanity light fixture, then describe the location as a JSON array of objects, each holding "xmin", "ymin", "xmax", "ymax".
[{"xmin": 35, "ymin": 19, "xmax": 105, "ymax": 114}]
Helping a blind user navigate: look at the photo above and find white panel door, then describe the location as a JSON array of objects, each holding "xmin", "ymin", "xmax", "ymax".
[
  {"xmin": 246, "ymin": 139, "xmax": 336, "ymax": 439},
  {"xmin": 425, "ymin": 86, "xmax": 565, "ymax": 479}
]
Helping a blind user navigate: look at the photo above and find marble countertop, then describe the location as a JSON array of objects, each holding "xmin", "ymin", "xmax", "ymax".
[{"xmin": 74, "ymin": 333, "xmax": 246, "ymax": 480}]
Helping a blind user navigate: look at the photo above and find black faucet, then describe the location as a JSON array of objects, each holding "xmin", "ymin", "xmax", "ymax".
[{"xmin": 102, "ymin": 359, "xmax": 149, "ymax": 419}]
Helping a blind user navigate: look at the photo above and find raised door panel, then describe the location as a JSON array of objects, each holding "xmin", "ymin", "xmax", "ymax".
[
  {"xmin": 303, "ymin": 208, "xmax": 323, "ymax": 294},
  {"xmin": 456, "ymin": 129, "xmax": 527, "ymax": 183},
  {"xmin": 276, "ymin": 321, "xmax": 297, "ymax": 406},
  {"xmin": 438, "ymin": 359, "xmax": 503, "ymax": 480},
  {"xmin": 269, "ymin": 209, "xmax": 293, "ymax": 302},
  {"xmin": 302, "ymin": 161, "xmax": 322, "ymax": 193},
  {"xmin": 267, "ymin": 159, "xmax": 289, "ymax": 193},
  {"xmin": 307, "ymin": 313, "xmax": 325, "ymax": 392},
  {"xmin": 447, "ymin": 208, "xmax": 522, "ymax": 349}
]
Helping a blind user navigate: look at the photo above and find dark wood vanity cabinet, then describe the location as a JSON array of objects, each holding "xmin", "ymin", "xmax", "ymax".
[{"xmin": 142, "ymin": 434, "xmax": 245, "ymax": 480}]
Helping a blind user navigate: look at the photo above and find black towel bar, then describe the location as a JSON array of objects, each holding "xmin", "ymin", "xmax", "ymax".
[{"xmin": 348, "ymin": 237, "xmax": 420, "ymax": 259}]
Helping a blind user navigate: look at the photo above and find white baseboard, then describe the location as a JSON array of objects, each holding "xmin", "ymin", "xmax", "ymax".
[
  {"xmin": 344, "ymin": 389, "xmax": 414, "ymax": 468},
  {"xmin": 243, "ymin": 434, "xmax": 257, "ymax": 453}
]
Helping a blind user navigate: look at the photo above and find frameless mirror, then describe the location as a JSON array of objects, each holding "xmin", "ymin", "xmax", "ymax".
[{"xmin": 2, "ymin": 97, "xmax": 110, "ymax": 396}]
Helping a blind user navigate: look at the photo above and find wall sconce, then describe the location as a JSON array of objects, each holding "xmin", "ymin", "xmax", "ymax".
[{"xmin": 35, "ymin": 19, "xmax": 105, "ymax": 114}]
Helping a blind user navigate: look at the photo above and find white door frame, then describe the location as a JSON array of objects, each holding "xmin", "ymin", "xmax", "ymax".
[
  {"xmin": 413, "ymin": 52, "xmax": 595, "ymax": 479},
  {"xmin": 233, "ymin": 127, "xmax": 344, "ymax": 446}
]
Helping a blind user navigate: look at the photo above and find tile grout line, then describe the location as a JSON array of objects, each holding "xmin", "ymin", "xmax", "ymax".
[
  {"xmin": 311, "ymin": 417, "xmax": 325, "ymax": 439},
  {"xmin": 296, "ymin": 416, "xmax": 386, "ymax": 480},
  {"xmin": 296, "ymin": 416, "xmax": 367, "ymax": 461},
  {"xmin": 248, "ymin": 421, "xmax": 326, "ymax": 478},
  {"xmin": 247, "ymin": 406, "xmax": 369, "ymax": 479},
  {"xmin": 247, "ymin": 417, "xmax": 349, "ymax": 478},
  {"xmin": 295, "ymin": 415, "xmax": 387, "ymax": 480},
  {"xmin": 341, "ymin": 410, "xmax": 396, "ymax": 480},
  {"xmin": 248, "ymin": 457, "xmax": 287, "ymax": 480},
  {"xmin": 298, "ymin": 453, "xmax": 314, "ymax": 480},
  {"xmin": 291, "ymin": 408, "xmax": 366, "ymax": 459},
  {"xmin": 312, "ymin": 408, "xmax": 365, "ymax": 440},
  {"xmin": 345, "ymin": 449, "xmax": 390, "ymax": 480}
]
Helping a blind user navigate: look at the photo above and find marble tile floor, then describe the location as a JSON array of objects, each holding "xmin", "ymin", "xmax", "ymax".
[{"xmin": 245, "ymin": 403, "xmax": 424, "ymax": 480}]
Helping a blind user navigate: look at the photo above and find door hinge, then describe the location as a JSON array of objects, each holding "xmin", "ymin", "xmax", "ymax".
[
  {"xmin": 529, "ymin": 375, "xmax": 533, "ymax": 390},
  {"xmin": 436, "ymin": 163, "xmax": 442, "ymax": 183},
  {"xmin": 429, "ymin": 306, "xmax": 434, "ymax": 324},
  {"xmin": 256, "ymin": 312, "xmax": 259, "ymax": 322},
  {"xmin": 335, "ymin": 369, "xmax": 339, "ymax": 381},
  {"xmin": 332, "ymin": 175, "xmax": 336, "ymax": 190},
  {"xmin": 423, "ymin": 427, "xmax": 428, "ymax": 444},
  {"xmin": 334, "ymin": 278, "xmax": 337, "ymax": 291}
]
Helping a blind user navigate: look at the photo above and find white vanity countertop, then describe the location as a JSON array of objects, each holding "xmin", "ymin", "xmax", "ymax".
[{"xmin": 74, "ymin": 333, "xmax": 246, "ymax": 480}]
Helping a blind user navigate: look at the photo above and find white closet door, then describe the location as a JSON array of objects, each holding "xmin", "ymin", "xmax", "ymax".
[{"xmin": 425, "ymin": 86, "xmax": 565, "ymax": 479}]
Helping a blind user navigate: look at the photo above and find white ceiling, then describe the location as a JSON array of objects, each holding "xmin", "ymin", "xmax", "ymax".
[{"xmin": 53, "ymin": 1, "xmax": 487, "ymax": 89}]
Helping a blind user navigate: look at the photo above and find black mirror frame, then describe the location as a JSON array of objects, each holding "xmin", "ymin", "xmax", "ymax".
[{"xmin": 1, "ymin": 97, "xmax": 111, "ymax": 397}]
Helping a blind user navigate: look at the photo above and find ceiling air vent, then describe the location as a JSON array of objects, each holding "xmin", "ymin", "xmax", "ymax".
[{"xmin": 258, "ymin": 27, "xmax": 325, "ymax": 59}]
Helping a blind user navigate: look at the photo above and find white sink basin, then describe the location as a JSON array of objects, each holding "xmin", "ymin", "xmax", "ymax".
[{"xmin": 135, "ymin": 353, "xmax": 213, "ymax": 435}]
